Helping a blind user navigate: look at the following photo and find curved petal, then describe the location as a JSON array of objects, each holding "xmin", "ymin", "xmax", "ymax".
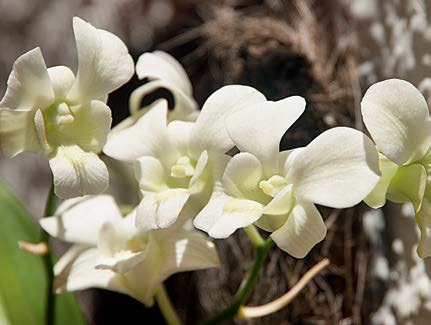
[
  {"xmin": 129, "ymin": 80, "xmax": 198, "ymax": 122},
  {"xmin": 263, "ymin": 184, "xmax": 294, "ymax": 216},
  {"xmin": 47, "ymin": 66, "xmax": 75, "ymax": 99},
  {"xmin": 67, "ymin": 17, "xmax": 134, "ymax": 103},
  {"xmin": 54, "ymin": 246, "xmax": 128, "ymax": 297},
  {"xmin": 96, "ymin": 222, "xmax": 149, "ymax": 274},
  {"xmin": 0, "ymin": 47, "xmax": 54, "ymax": 110},
  {"xmin": 271, "ymin": 201, "xmax": 326, "ymax": 258},
  {"xmin": 166, "ymin": 120, "xmax": 195, "ymax": 155},
  {"xmin": 255, "ymin": 213, "xmax": 290, "ymax": 233},
  {"xmin": 135, "ymin": 189, "xmax": 190, "ymax": 231},
  {"xmin": 226, "ymin": 96, "xmax": 305, "ymax": 165},
  {"xmin": 288, "ymin": 127, "xmax": 381, "ymax": 208},
  {"xmin": 135, "ymin": 156, "xmax": 169, "ymax": 192},
  {"xmin": 135, "ymin": 51, "xmax": 192, "ymax": 96},
  {"xmin": 361, "ymin": 79, "xmax": 431, "ymax": 165},
  {"xmin": 103, "ymin": 101, "xmax": 172, "ymax": 162},
  {"xmin": 119, "ymin": 236, "xmax": 163, "ymax": 307},
  {"xmin": 49, "ymin": 145, "xmax": 109, "ymax": 199},
  {"xmin": 387, "ymin": 163, "xmax": 427, "ymax": 211},
  {"xmin": 364, "ymin": 154, "xmax": 399, "ymax": 208},
  {"xmin": 156, "ymin": 228, "xmax": 220, "ymax": 278},
  {"xmin": 55, "ymin": 100, "xmax": 112, "ymax": 153},
  {"xmin": 0, "ymin": 108, "xmax": 40, "ymax": 157},
  {"xmin": 39, "ymin": 195, "xmax": 122, "ymax": 245},
  {"xmin": 255, "ymin": 185, "xmax": 294, "ymax": 232},
  {"xmin": 34, "ymin": 109, "xmax": 52, "ymax": 154},
  {"xmin": 193, "ymin": 85, "xmax": 267, "ymax": 152},
  {"xmin": 193, "ymin": 193, "xmax": 264, "ymax": 238},
  {"xmin": 189, "ymin": 150, "xmax": 209, "ymax": 190},
  {"xmin": 222, "ymin": 152, "xmax": 264, "ymax": 200}
]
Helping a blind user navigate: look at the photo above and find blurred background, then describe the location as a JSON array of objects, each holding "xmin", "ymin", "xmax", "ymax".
[{"xmin": 1, "ymin": 0, "xmax": 431, "ymax": 324}]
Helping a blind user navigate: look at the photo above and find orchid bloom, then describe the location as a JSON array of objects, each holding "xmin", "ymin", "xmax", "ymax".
[
  {"xmin": 104, "ymin": 85, "xmax": 267, "ymax": 231},
  {"xmin": 0, "ymin": 17, "xmax": 134, "ymax": 199},
  {"xmin": 194, "ymin": 97, "xmax": 381, "ymax": 258},
  {"xmin": 106, "ymin": 51, "xmax": 199, "ymax": 160},
  {"xmin": 361, "ymin": 79, "xmax": 431, "ymax": 257},
  {"xmin": 112, "ymin": 50, "xmax": 198, "ymax": 136},
  {"xmin": 39, "ymin": 195, "xmax": 219, "ymax": 306},
  {"xmin": 133, "ymin": 51, "xmax": 198, "ymax": 121}
]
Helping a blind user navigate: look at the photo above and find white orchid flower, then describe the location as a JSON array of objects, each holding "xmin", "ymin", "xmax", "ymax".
[
  {"xmin": 112, "ymin": 50, "xmax": 198, "ymax": 137},
  {"xmin": 361, "ymin": 79, "xmax": 431, "ymax": 257},
  {"xmin": 0, "ymin": 17, "xmax": 134, "ymax": 199},
  {"xmin": 105, "ymin": 51, "xmax": 200, "ymax": 172},
  {"xmin": 133, "ymin": 51, "xmax": 198, "ymax": 121},
  {"xmin": 194, "ymin": 97, "xmax": 381, "ymax": 258},
  {"xmin": 39, "ymin": 195, "xmax": 219, "ymax": 306},
  {"xmin": 104, "ymin": 85, "xmax": 267, "ymax": 231}
]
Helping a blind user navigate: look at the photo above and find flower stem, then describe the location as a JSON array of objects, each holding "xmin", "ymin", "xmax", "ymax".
[
  {"xmin": 198, "ymin": 237, "xmax": 274, "ymax": 325},
  {"xmin": 243, "ymin": 225, "xmax": 265, "ymax": 247},
  {"xmin": 155, "ymin": 284, "xmax": 183, "ymax": 325},
  {"xmin": 41, "ymin": 183, "xmax": 57, "ymax": 325}
]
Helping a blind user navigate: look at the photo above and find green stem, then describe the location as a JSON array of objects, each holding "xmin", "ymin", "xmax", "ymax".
[
  {"xmin": 198, "ymin": 238, "xmax": 274, "ymax": 325},
  {"xmin": 155, "ymin": 284, "xmax": 183, "ymax": 325},
  {"xmin": 243, "ymin": 225, "xmax": 264, "ymax": 247},
  {"xmin": 41, "ymin": 183, "xmax": 57, "ymax": 325}
]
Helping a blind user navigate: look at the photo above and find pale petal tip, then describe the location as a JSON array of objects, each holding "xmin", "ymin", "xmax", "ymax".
[{"xmin": 72, "ymin": 16, "xmax": 85, "ymax": 27}]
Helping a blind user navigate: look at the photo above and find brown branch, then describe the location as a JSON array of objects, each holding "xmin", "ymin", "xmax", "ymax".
[{"xmin": 238, "ymin": 258, "xmax": 330, "ymax": 319}]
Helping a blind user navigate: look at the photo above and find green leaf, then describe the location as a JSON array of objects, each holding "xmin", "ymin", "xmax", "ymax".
[{"xmin": 0, "ymin": 181, "xmax": 86, "ymax": 325}]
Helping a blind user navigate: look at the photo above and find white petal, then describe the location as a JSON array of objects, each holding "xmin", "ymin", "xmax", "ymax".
[
  {"xmin": 118, "ymin": 236, "xmax": 164, "ymax": 307},
  {"xmin": 0, "ymin": 47, "xmax": 54, "ymax": 110},
  {"xmin": 129, "ymin": 80, "xmax": 198, "ymax": 122},
  {"xmin": 49, "ymin": 145, "xmax": 109, "ymax": 199},
  {"xmin": 103, "ymin": 101, "xmax": 171, "ymax": 162},
  {"xmin": 96, "ymin": 222, "xmax": 148, "ymax": 274},
  {"xmin": 135, "ymin": 156, "xmax": 169, "ymax": 192},
  {"xmin": 39, "ymin": 195, "xmax": 122, "ymax": 245},
  {"xmin": 271, "ymin": 201, "xmax": 326, "ymax": 258},
  {"xmin": 364, "ymin": 154, "xmax": 399, "ymax": 208},
  {"xmin": 189, "ymin": 150, "xmax": 209, "ymax": 190},
  {"xmin": 222, "ymin": 152, "xmax": 263, "ymax": 200},
  {"xmin": 0, "ymin": 108, "xmax": 40, "ymax": 157},
  {"xmin": 361, "ymin": 79, "xmax": 431, "ymax": 165},
  {"xmin": 288, "ymin": 127, "xmax": 381, "ymax": 208},
  {"xmin": 193, "ymin": 85, "xmax": 266, "ymax": 152},
  {"xmin": 193, "ymin": 193, "xmax": 264, "ymax": 238},
  {"xmin": 166, "ymin": 120, "xmax": 195, "ymax": 155},
  {"xmin": 226, "ymin": 96, "xmax": 305, "ymax": 164},
  {"xmin": 34, "ymin": 109, "xmax": 52, "ymax": 154},
  {"xmin": 57, "ymin": 100, "xmax": 112, "ymax": 153},
  {"xmin": 136, "ymin": 189, "xmax": 190, "ymax": 231},
  {"xmin": 67, "ymin": 17, "xmax": 134, "ymax": 103},
  {"xmin": 135, "ymin": 51, "xmax": 192, "ymax": 96},
  {"xmin": 156, "ymin": 228, "xmax": 220, "ymax": 278},
  {"xmin": 54, "ymin": 246, "xmax": 128, "ymax": 296},
  {"xmin": 47, "ymin": 66, "xmax": 75, "ymax": 99},
  {"xmin": 254, "ymin": 185, "xmax": 294, "ymax": 232},
  {"xmin": 263, "ymin": 184, "xmax": 294, "ymax": 216}
]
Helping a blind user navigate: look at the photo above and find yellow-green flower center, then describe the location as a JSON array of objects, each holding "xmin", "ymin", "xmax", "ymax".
[
  {"xmin": 259, "ymin": 175, "xmax": 287, "ymax": 197},
  {"xmin": 171, "ymin": 156, "xmax": 195, "ymax": 178},
  {"xmin": 44, "ymin": 101, "xmax": 75, "ymax": 129}
]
